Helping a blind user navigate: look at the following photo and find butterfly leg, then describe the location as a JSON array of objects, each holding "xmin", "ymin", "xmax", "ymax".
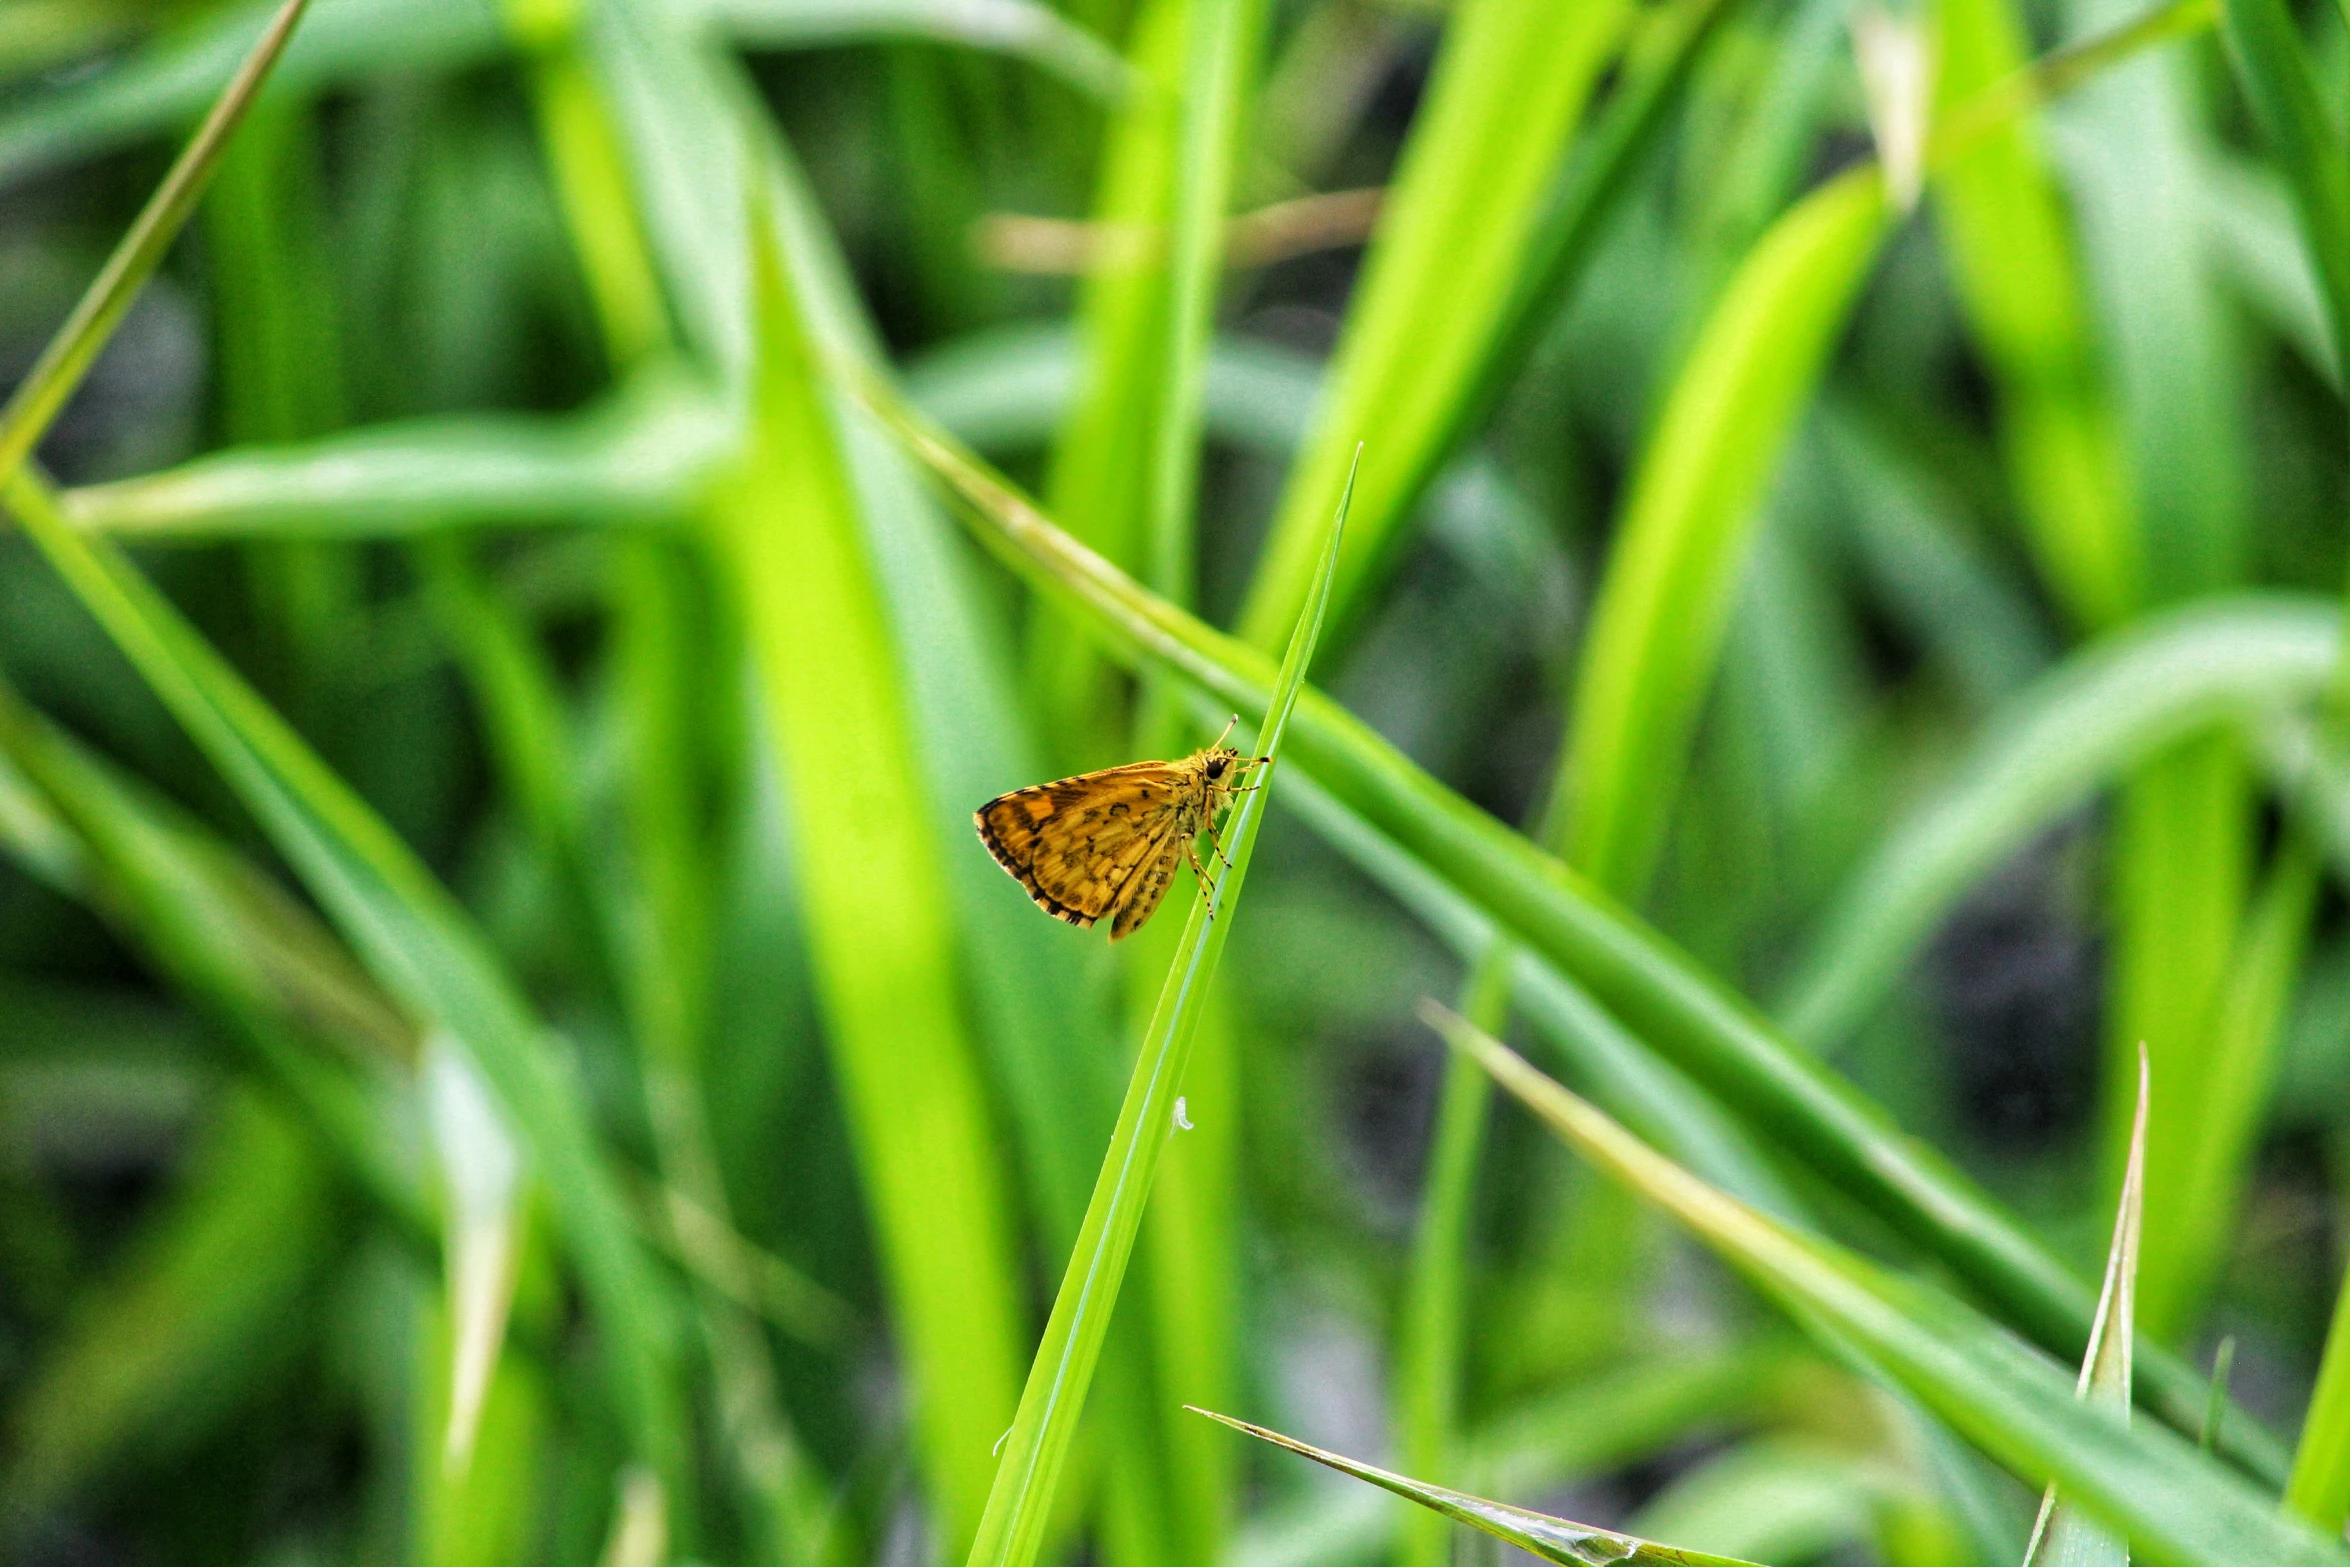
[
  {"xmin": 1205, "ymin": 824, "xmax": 1236, "ymax": 876},
  {"xmin": 1187, "ymin": 839, "xmax": 1219, "ymax": 897}
]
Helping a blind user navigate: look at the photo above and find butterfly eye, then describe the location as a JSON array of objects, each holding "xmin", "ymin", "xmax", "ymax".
[{"xmin": 1204, "ymin": 757, "xmax": 1227, "ymax": 779}]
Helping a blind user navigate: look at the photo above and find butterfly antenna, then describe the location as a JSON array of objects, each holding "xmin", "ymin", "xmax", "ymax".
[{"xmin": 1212, "ymin": 714, "xmax": 1239, "ymax": 750}]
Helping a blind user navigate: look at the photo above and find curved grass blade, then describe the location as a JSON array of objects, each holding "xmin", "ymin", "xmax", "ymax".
[
  {"xmin": 0, "ymin": 0, "xmax": 312, "ymax": 491},
  {"xmin": 0, "ymin": 679, "xmax": 423, "ymax": 1228},
  {"xmin": 0, "ymin": 0, "xmax": 1123, "ymax": 192},
  {"xmin": 857, "ymin": 388, "xmax": 2289, "ymax": 1479},
  {"xmin": 699, "ymin": 0, "xmax": 1133, "ymax": 102},
  {"xmin": 1189, "ymin": 1409, "xmax": 1765, "ymax": 1567},
  {"xmin": 959, "ymin": 452, "xmax": 1356, "ymax": 1567},
  {"xmin": 1780, "ymin": 595, "xmax": 2339, "ymax": 1050},
  {"xmin": 1562, "ymin": 166, "xmax": 1889, "ymax": 897},
  {"xmin": 2290, "ymin": 1265, "xmax": 2350, "ymax": 1531},
  {"xmin": 57, "ymin": 368, "xmax": 727, "ymax": 540},
  {"xmin": 1434, "ymin": 1009, "xmax": 2346, "ymax": 1567}
]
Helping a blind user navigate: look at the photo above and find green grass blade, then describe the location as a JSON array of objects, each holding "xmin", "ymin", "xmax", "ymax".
[
  {"xmin": 1439, "ymin": 1012, "xmax": 2346, "ymax": 1567},
  {"xmin": 2061, "ymin": 0, "xmax": 2258, "ymax": 1343},
  {"xmin": 2019, "ymin": 1050, "xmax": 2146, "ymax": 1567},
  {"xmin": 0, "ymin": 0, "xmax": 499, "ymax": 191},
  {"xmin": 1190, "ymin": 1409, "xmax": 1765, "ymax": 1567},
  {"xmin": 2290, "ymin": 1264, "xmax": 2350, "ymax": 1529},
  {"xmin": 1034, "ymin": 0, "xmax": 1265, "ymax": 753},
  {"xmin": 1931, "ymin": 0, "xmax": 2139, "ymax": 630},
  {"xmin": 0, "ymin": 1089, "xmax": 332, "ymax": 1516},
  {"xmin": 56, "ymin": 369, "xmax": 725, "ymax": 540},
  {"xmin": 1781, "ymin": 595, "xmax": 2339, "ymax": 1050},
  {"xmin": 1561, "ymin": 166, "xmax": 1889, "ymax": 897},
  {"xmin": 860, "ymin": 394, "xmax": 2289, "ymax": 1478},
  {"xmin": 1277, "ymin": 767, "xmax": 1797, "ymax": 1217},
  {"xmin": 2149, "ymin": 841, "xmax": 2321, "ymax": 1350},
  {"xmin": 1, "ymin": 470, "xmax": 691, "ymax": 1506},
  {"xmin": 700, "ymin": 0, "xmax": 1132, "ymax": 99},
  {"xmin": 0, "ymin": 679, "xmax": 424, "ymax": 1229},
  {"xmin": 720, "ymin": 205, "xmax": 1027, "ymax": 1557},
  {"xmin": 1235, "ymin": 0, "xmax": 1634, "ymax": 653},
  {"xmin": 959, "ymin": 451, "xmax": 1355, "ymax": 1567},
  {"xmin": 2218, "ymin": 0, "xmax": 2350, "ymax": 362},
  {"xmin": 0, "ymin": 0, "xmax": 312, "ymax": 490}
]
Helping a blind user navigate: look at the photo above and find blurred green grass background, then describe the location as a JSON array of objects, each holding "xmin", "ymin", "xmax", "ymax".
[{"xmin": 0, "ymin": 0, "xmax": 2346, "ymax": 1563}]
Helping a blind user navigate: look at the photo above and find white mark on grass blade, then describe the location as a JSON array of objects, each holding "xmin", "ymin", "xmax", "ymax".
[
  {"xmin": 1854, "ymin": 7, "xmax": 1934, "ymax": 211},
  {"xmin": 597, "ymin": 1464, "xmax": 668, "ymax": 1567},
  {"xmin": 1174, "ymin": 1096, "xmax": 1194, "ymax": 1130},
  {"xmin": 424, "ymin": 1032, "xmax": 526, "ymax": 1476}
]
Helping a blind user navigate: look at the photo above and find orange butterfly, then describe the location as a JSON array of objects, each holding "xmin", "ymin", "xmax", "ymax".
[{"xmin": 975, "ymin": 724, "xmax": 1263, "ymax": 941}]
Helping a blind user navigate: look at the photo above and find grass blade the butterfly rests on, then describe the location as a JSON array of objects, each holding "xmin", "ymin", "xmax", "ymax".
[
  {"xmin": 960, "ymin": 453, "xmax": 1356, "ymax": 1567},
  {"xmin": 1188, "ymin": 1410, "xmax": 1766, "ymax": 1567},
  {"xmin": 0, "ymin": 0, "xmax": 312, "ymax": 488},
  {"xmin": 1429, "ymin": 1007, "xmax": 2346, "ymax": 1567}
]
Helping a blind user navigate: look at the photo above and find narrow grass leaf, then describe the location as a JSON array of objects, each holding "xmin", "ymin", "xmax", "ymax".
[
  {"xmin": 2151, "ymin": 841, "xmax": 2321, "ymax": 1340},
  {"xmin": 1236, "ymin": 0, "xmax": 1633, "ymax": 652},
  {"xmin": 0, "ymin": 0, "xmax": 312, "ymax": 490},
  {"xmin": 2217, "ymin": 0, "xmax": 2350, "ymax": 361},
  {"xmin": 1436, "ymin": 1010, "xmax": 2344, "ymax": 1567},
  {"xmin": 0, "ymin": 0, "xmax": 497, "ymax": 190},
  {"xmin": 57, "ymin": 368, "xmax": 726, "ymax": 539},
  {"xmin": 959, "ymin": 452, "xmax": 1355, "ymax": 1567},
  {"xmin": 1190, "ymin": 1409, "xmax": 1765, "ymax": 1567},
  {"xmin": 861, "ymin": 392, "xmax": 2287, "ymax": 1477},
  {"xmin": 1562, "ymin": 165, "xmax": 1889, "ymax": 897},
  {"xmin": 697, "ymin": 0, "xmax": 1133, "ymax": 101},
  {"xmin": 719, "ymin": 206, "xmax": 1026, "ymax": 1556},
  {"xmin": 0, "ymin": 0, "xmax": 1121, "ymax": 191},
  {"xmin": 2020, "ymin": 1047, "xmax": 2146, "ymax": 1567},
  {"xmin": 2290, "ymin": 1264, "xmax": 2350, "ymax": 1530},
  {"xmin": 1931, "ymin": 0, "xmax": 2139, "ymax": 630},
  {"xmin": 1035, "ymin": 0, "xmax": 1265, "ymax": 752},
  {"xmin": 1781, "ymin": 595, "xmax": 2339, "ymax": 1050}
]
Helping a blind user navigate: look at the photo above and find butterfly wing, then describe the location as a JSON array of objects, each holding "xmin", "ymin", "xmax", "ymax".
[{"xmin": 975, "ymin": 762, "xmax": 1191, "ymax": 930}]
